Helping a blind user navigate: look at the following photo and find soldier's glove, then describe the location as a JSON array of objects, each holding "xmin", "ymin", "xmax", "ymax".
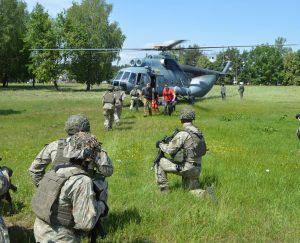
[{"xmin": 156, "ymin": 141, "xmax": 162, "ymax": 148}]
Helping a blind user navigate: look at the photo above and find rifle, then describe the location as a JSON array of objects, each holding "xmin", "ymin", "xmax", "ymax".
[
  {"xmin": 89, "ymin": 173, "xmax": 109, "ymax": 243},
  {"xmin": 152, "ymin": 129, "xmax": 179, "ymax": 170},
  {"xmin": 0, "ymin": 157, "xmax": 17, "ymax": 205}
]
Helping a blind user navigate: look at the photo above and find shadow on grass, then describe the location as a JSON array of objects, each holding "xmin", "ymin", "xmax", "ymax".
[
  {"xmin": 200, "ymin": 174, "xmax": 219, "ymax": 188},
  {"xmin": 169, "ymin": 173, "xmax": 219, "ymax": 190},
  {"xmin": 130, "ymin": 238, "xmax": 154, "ymax": 243},
  {"xmin": 107, "ymin": 208, "xmax": 142, "ymax": 232},
  {"xmin": 123, "ymin": 115, "xmax": 137, "ymax": 119},
  {"xmin": 1, "ymin": 201, "xmax": 26, "ymax": 216},
  {"xmin": 120, "ymin": 121, "xmax": 135, "ymax": 125},
  {"xmin": 0, "ymin": 109, "xmax": 25, "ymax": 116},
  {"xmin": 8, "ymin": 225, "xmax": 35, "ymax": 243},
  {"xmin": 115, "ymin": 126, "xmax": 133, "ymax": 131}
]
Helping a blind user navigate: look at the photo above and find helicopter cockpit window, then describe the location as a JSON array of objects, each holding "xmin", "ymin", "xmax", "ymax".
[
  {"xmin": 121, "ymin": 71, "xmax": 130, "ymax": 81},
  {"xmin": 128, "ymin": 73, "xmax": 136, "ymax": 84},
  {"xmin": 115, "ymin": 71, "xmax": 123, "ymax": 80}
]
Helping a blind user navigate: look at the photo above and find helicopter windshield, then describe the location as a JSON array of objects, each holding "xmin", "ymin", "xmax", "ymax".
[
  {"xmin": 121, "ymin": 71, "xmax": 130, "ymax": 81},
  {"xmin": 115, "ymin": 71, "xmax": 123, "ymax": 80}
]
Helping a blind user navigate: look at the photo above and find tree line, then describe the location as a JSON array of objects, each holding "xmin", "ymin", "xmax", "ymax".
[
  {"xmin": 171, "ymin": 37, "xmax": 300, "ymax": 85},
  {"xmin": 1, "ymin": 0, "xmax": 299, "ymax": 89},
  {"xmin": 0, "ymin": 0, "xmax": 125, "ymax": 90}
]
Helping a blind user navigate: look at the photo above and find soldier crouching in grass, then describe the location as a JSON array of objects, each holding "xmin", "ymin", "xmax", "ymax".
[{"xmin": 154, "ymin": 108, "xmax": 208, "ymax": 197}]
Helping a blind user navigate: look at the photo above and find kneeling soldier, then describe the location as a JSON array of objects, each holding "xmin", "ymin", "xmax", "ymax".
[
  {"xmin": 155, "ymin": 108, "xmax": 206, "ymax": 192},
  {"xmin": 32, "ymin": 132, "xmax": 108, "ymax": 243}
]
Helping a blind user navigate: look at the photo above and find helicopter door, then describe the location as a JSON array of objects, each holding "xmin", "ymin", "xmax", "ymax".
[{"xmin": 136, "ymin": 73, "xmax": 149, "ymax": 86}]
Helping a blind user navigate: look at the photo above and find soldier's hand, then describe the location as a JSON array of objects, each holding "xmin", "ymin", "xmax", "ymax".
[{"xmin": 156, "ymin": 141, "xmax": 162, "ymax": 148}]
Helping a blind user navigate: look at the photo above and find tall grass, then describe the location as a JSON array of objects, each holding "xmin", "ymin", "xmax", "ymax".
[{"xmin": 0, "ymin": 84, "xmax": 299, "ymax": 242}]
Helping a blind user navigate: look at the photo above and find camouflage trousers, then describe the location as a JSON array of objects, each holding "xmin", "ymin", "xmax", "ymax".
[
  {"xmin": 34, "ymin": 218, "xmax": 80, "ymax": 243},
  {"xmin": 143, "ymin": 98, "xmax": 152, "ymax": 116},
  {"xmin": 155, "ymin": 158, "xmax": 201, "ymax": 191},
  {"xmin": 0, "ymin": 216, "xmax": 10, "ymax": 243},
  {"xmin": 114, "ymin": 105, "xmax": 122, "ymax": 124},
  {"xmin": 103, "ymin": 108, "xmax": 114, "ymax": 129},
  {"xmin": 130, "ymin": 97, "xmax": 139, "ymax": 111}
]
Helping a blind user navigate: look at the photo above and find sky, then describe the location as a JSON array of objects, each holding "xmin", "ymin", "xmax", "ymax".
[{"xmin": 25, "ymin": 0, "xmax": 300, "ymax": 64}]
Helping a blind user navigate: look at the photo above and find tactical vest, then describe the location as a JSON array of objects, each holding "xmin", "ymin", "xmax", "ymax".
[
  {"xmin": 173, "ymin": 126, "xmax": 206, "ymax": 163},
  {"xmin": 131, "ymin": 89, "xmax": 139, "ymax": 97},
  {"xmin": 52, "ymin": 139, "xmax": 70, "ymax": 168},
  {"xmin": 103, "ymin": 92, "xmax": 115, "ymax": 104},
  {"xmin": 143, "ymin": 87, "xmax": 152, "ymax": 100},
  {"xmin": 31, "ymin": 166, "xmax": 88, "ymax": 228}
]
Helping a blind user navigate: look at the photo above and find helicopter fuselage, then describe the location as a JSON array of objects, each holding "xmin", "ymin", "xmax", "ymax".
[{"xmin": 111, "ymin": 54, "xmax": 230, "ymax": 97}]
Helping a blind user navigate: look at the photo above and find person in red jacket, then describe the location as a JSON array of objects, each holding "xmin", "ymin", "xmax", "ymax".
[{"xmin": 162, "ymin": 84, "xmax": 175, "ymax": 115}]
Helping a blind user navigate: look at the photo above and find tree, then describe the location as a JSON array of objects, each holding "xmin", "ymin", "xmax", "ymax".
[
  {"xmin": 282, "ymin": 50, "xmax": 300, "ymax": 85},
  {"xmin": 24, "ymin": 3, "xmax": 61, "ymax": 89},
  {"xmin": 63, "ymin": 0, "xmax": 125, "ymax": 91},
  {"xmin": 0, "ymin": 0, "xmax": 28, "ymax": 86},
  {"xmin": 247, "ymin": 45, "xmax": 283, "ymax": 85}
]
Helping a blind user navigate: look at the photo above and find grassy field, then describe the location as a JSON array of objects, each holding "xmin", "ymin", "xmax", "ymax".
[{"xmin": 0, "ymin": 83, "xmax": 300, "ymax": 242}]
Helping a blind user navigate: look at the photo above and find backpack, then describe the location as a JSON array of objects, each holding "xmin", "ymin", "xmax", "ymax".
[{"xmin": 184, "ymin": 128, "xmax": 207, "ymax": 157}]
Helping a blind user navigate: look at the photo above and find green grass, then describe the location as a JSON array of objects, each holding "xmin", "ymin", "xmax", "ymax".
[{"xmin": 0, "ymin": 83, "xmax": 300, "ymax": 242}]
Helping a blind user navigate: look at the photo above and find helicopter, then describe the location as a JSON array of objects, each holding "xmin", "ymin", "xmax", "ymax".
[{"xmin": 111, "ymin": 40, "xmax": 231, "ymax": 99}]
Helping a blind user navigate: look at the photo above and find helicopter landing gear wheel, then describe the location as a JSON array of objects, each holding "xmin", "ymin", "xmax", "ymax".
[{"xmin": 188, "ymin": 96, "xmax": 195, "ymax": 105}]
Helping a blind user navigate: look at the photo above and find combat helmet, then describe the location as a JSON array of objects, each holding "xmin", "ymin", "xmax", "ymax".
[
  {"xmin": 64, "ymin": 114, "xmax": 90, "ymax": 135},
  {"xmin": 180, "ymin": 108, "xmax": 195, "ymax": 120},
  {"xmin": 63, "ymin": 132, "xmax": 101, "ymax": 163}
]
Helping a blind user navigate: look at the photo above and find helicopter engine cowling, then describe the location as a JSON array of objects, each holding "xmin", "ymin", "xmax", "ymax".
[
  {"xmin": 188, "ymin": 75, "xmax": 217, "ymax": 97},
  {"xmin": 129, "ymin": 59, "xmax": 135, "ymax": 67},
  {"xmin": 135, "ymin": 59, "xmax": 143, "ymax": 67}
]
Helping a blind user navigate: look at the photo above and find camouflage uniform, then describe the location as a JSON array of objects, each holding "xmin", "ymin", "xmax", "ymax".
[
  {"xmin": 102, "ymin": 88, "xmax": 115, "ymax": 130},
  {"xmin": 221, "ymin": 84, "xmax": 226, "ymax": 99},
  {"xmin": 142, "ymin": 84, "xmax": 153, "ymax": 117},
  {"xmin": 33, "ymin": 132, "xmax": 107, "ymax": 243},
  {"xmin": 155, "ymin": 108, "xmax": 205, "ymax": 191},
  {"xmin": 114, "ymin": 87, "xmax": 126, "ymax": 125},
  {"xmin": 129, "ymin": 86, "xmax": 141, "ymax": 111},
  {"xmin": 0, "ymin": 170, "xmax": 10, "ymax": 243},
  {"xmin": 238, "ymin": 83, "xmax": 244, "ymax": 98},
  {"xmin": 29, "ymin": 114, "xmax": 113, "ymax": 187},
  {"xmin": 29, "ymin": 140, "xmax": 113, "ymax": 187}
]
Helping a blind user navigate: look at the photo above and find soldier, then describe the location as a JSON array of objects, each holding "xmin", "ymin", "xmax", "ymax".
[
  {"xmin": 238, "ymin": 82, "xmax": 244, "ymax": 98},
  {"xmin": 29, "ymin": 114, "xmax": 113, "ymax": 198},
  {"xmin": 102, "ymin": 85, "xmax": 115, "ymax": 130},
  {"xmin": 296, "ymin": 114, "xmax": 300, "ymax": 139},
  {"xmin": 129, "ymin": 85, "xmax": 141, "ymax": 111},
  {"xmin": 0, "ymin": 167, "xmax": 11, "ymax": 243},
  {"xmin": 155, "ymin": 108, "xmax": 206, "ymax": 193},
  {"xmin": 221, "ymin": 83, "xmax": 226, "ymax": 100},
  {"xmin": 141, "ymin": 82, "xmax": 153, "ymax": 117},
  {"xmin": 114, "ymin": 86, "xmax": 126, "ymax": 126},
  {"xmin": 32, "ymin": 132, "xmax": 108, "ymax": 243}
]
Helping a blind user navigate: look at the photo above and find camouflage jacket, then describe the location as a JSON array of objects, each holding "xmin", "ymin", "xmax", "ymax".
[
  {"xmin": 159, "ymin": 123, "xmax": 202, "ymax": 165},
  {"xmin": 33, "ymin": 167, "xmax": 105, "ymax": 243},
  {"xmin": 29, "ymin": 138, "xmax": 113, "ymax": 187}
]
